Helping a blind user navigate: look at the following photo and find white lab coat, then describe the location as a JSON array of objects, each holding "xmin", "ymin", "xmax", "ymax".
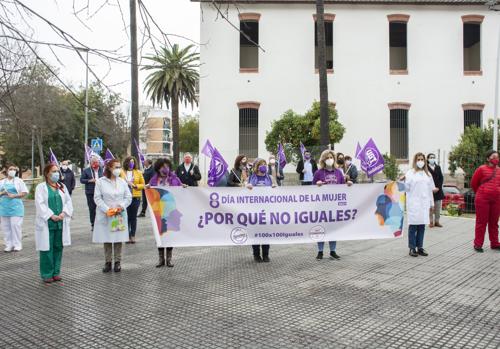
[
  {"xmin": 34, "ymin": 183, "xmax": 73, "ymax": 251},
  {"xmin": 93, "ymin": 176, "xmax": 132, "ymax": 243},
  {"xmin": 401, "ymin": 169, "xmax": 436, "ymax": 225}
]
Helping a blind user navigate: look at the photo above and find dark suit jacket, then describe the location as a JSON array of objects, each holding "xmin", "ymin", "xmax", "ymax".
[
  {"xmin": 296, "ymin": 159, "xmax": 318, "ymax": 181},
  {"xmin": 80, "ymin": 167, "xmax": 103, "ymax": 195},
  {"xmin": 60, "ymin": 169, "xmax": 76, "ymax": 194},
  {"xmin": 175, "ymin": 163, "xmax": 202, "ymax": 187},
  {"xmin": 142, "ymin": 166, "xmax": 155, "ymax": 185}
]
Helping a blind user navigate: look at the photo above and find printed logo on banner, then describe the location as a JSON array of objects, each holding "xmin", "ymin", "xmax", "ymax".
[
  {"xmin": 309, "ymin": 225, "xmax": 326, "ymax": 241},
  {"xmin": 145, "ymin": 188, "xmax": 183, "ymax": 236},
  {"xmin": 374, "ymin": 182, "xmax": 405, "ymax": 237},
  {"xmin": 230, "ymin": 227, "xmax": 248, "ymax": 244}
]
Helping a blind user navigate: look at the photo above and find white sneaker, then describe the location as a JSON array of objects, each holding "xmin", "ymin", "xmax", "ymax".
[
  {"xmin": 13, "ymin": 248, "xmax": 22, "ymax": 252},
  {"xmin": 4, "ymin": 247, "xmax": 13, "ymax": 252}
]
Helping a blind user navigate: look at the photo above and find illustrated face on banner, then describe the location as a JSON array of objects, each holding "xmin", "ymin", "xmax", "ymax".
[
  {"xmin": 374, "ymin": 182, "xmax": 405, "ymax": 237},
  {"xmin": 146, "ymin": 188, "xmax": 183, "ymax": 236}
]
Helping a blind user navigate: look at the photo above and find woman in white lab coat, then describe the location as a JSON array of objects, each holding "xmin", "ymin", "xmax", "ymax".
[
  {"xmin": 0, "ymin": 165, "xmax": 29, "ymax": 252},
  {"xmin": 93, "ymin": 159, "xmax": 132, "ymax": 273},
  {"xmin": 35, "ymin": 164, "xmax": 73, "ymax": 283},
  {"xmin": 399, "ymin": 152, "xmax": 437, "ymax": 257}
]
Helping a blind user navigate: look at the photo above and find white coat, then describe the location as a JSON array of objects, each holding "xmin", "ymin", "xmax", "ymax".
[
  {"xmin": 34, "ymin": 183, "xmax": 73, "ymax": 251},
  {"xmin": 93, "ymin": 176, "xmax": 132, "ymax": 243},
  {"xmin": 402, "ymin": 169, "xmax": 436, "ymax": 225}
]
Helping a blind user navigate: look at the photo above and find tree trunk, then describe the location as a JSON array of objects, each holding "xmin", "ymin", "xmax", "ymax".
[
  {"xmin": 130, "ymin": 0, "xmax": 139, "ymax": 159},
  {"xmin": 36, "ymin": 129, "xmax": 45, "ymax": 171},
  {"xmin": 315, "ymin": 0, "xmax": 330, "ymax": 149},
  {"xmin": 172, "ymin": 94, "xmax": 180, "ymax": 165}
]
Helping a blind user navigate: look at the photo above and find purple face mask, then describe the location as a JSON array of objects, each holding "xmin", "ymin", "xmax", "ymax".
[
  {"xmin": 160, "ymin": 166, "xmax": 170, "ymax": 176},
  {"xmin": 304, "ymin": 154, "xmax": 311, "ymax": 160},
  {"xmin": 258, "ymin": 165, "xmax": 267, "ymax": 174},
  {"xmin": 129, "ymin": 161, "xmax": 135, "ymax": 170}
]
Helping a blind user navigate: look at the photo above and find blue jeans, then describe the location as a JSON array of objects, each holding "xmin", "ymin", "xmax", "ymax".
[
  {"xmin": 408, "ymin": 224, "xmax": 425, "ymax": 249},
  {"xmin": 317, "ymin": 241, "xmax": 336, "ymax": 252}
]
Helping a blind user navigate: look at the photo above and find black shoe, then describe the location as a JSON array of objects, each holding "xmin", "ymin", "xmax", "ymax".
[
  {"xmin": 316, "ymin": 251, "xmax": 323, "ymax": 260},
  {"xmin": 474, "ymin": 247, "xmax": 484, "ymax": 253},
  {"xmin": 262, "ymin": 256, "xmax": 270, "ymax": 263},
  {"xmin": 156, "ymin": 258, "xmax": 165, "ymax": 268},
  {"xmin": 253, "ymin": 255, "xmax": 263, "ymax": 263},
  {"xmin": 138, "ymin": 213, "xmax": 146, "ymax": 218},
  {"xmin": 102, "ymin": 262, "xmax": 112, "ymax": 273},
  {"xmin": 491, "ymin": 246, "xmax": 500, "ymax": 250},
  {"xmin": 409, "ymin": 249, "xmax": 418, "ymax": 257},
  {"xmin": 329, "ymin": 251, "xmax": 340, "ymax": 260},
  {"xmin": 114, "ymin": 262, "xmax": 121, "ymax": 272},
  {"xmin": 417, "ymin": 248, "xmax": 428, "ymax": 257}
]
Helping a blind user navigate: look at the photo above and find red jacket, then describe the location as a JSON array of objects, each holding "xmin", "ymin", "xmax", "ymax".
[{"xmin": 470, "ymin": 164, "xmax": 500, "ymax": 197}]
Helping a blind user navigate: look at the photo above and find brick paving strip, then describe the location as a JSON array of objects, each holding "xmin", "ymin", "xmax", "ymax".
[{"xmin": 0, "ymin": 188, "xmax": 498, "ymax": 348}]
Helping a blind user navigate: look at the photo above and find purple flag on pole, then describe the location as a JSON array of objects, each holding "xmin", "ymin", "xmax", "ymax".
[
  {"xmin": 104, "ymin": 149, "xmax": 115, "ymax": 163},
  {"xmin": 207, "ymin": 147, "xmax": 228, "ymax": 187},
  {"xmin": 277, "ymin": 143, "xmax": 287, "ymax": 169},
  {"xmin": 133, "ymin": 139, "xmax": 145, "ymax": 168},
  {"xmin": 201, "ymin": 139, "xmax": 215, "ymax": 158},
  {"xmin": 357, "ymin": 138, "xmax": 384, "ymax": 177},
  {"xmin": 355, "ymin": 142, "xmax": 362, "ymax": 159},
  {"xmin": 49, "ymin": 148, "xmax": 59, "ymax": 166},
  {"xmin": 300, "ymin": 142, "xmax": 307, "ymax": 160},
  {"xmin": 86, "ymin": 144, "xmax": 104, "ymax": 167}
]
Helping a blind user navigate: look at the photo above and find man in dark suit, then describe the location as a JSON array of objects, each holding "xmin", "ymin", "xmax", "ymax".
[
  {"xmin": 138, "ymin": 159, "xmax": 155, "ymax": 217},
  {"xmin": 296, "ymin": 150, "xmax": 318, "ymax": 185},
  {"xmin": 80, "ymin": 157, "xmax": 103, "ymax": 230},
  {"xmin": 60, "ymin": 160, "xmax": 76, "ymax": 195},
  {"xmin": 176, "ymin": 153, "xmax": 202, "ymax": 186}
]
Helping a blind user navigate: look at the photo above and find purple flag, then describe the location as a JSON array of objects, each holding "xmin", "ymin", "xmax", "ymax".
[
  {"xmin": 201, "ymin": 139, "xmax": 214, "ymax": 158},
  {"xmin": 133, "ymin": 138, "xmax": 145, "ymax": 169},
  {"xmin": 49, "ymin": 148, "xmax": 59, "ymax": 166},
  {"xmin": 86, "ymin": 144, "xmax": 104, "ymax": 167},
  {"xmin": 355, "ymin": 142, "xmax": 362, "ymax": 159},
  {"xmin": 277, "ymin": 143, "xmax": 287, "ymax": 169},
  {"xmin": 357, "ymin": 138, "xmax": 384, "ymax": 177},
  {"xmin": 300, "ymin": 142, "xmax": 307, "ymax": 160},
  {"xmin": 207, "ymin": 147, "xmax": 228, "ymax": 187},
  {"xmin": 104, "ymin": 149, "xmax": 115, "ymax": 163}
]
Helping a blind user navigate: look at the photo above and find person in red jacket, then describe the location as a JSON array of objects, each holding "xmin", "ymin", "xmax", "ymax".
[{"xmin": 470, "ymin": 150, "xmax": 500, "ymax": 252}]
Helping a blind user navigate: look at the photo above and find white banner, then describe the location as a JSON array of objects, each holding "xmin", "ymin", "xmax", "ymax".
[{"xmin": 145, "ymin": 182, "xmax": 405, "ymax": 247}]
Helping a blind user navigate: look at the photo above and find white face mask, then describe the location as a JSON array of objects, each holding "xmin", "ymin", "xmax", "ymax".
[
  {"xmin": 325, "ymin": 159, "xmax": 334, "ymax": 167},
  {"xmin": 416, "ymin": 161, "xmax": 425, "ymax": 169},
  {"xmin": 345, "ymin": 160, "xmax": 351, "ymax": 166},
  {"xmin": 61, "ymin": 165, "xmax": 68, "ymax": 171},
  {"xmin": 112, "ymin": 168, "xmax": 122, "ymax": 177},
  {"xmin": 428, "ymin": 159, "xmax": 435, "ymax": 165},
  {"xmin": 7, "ymin": 170, "xmax": 16, "ymax": 178}
]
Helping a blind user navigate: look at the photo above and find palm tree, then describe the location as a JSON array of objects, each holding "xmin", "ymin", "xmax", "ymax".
[
  {"xmin": 142, "ymin": 44, "xmax": 199, "ymax": 165},
  {"xmin": 315, "ymin": 0, "xmax": 330, "ymax": 149}
]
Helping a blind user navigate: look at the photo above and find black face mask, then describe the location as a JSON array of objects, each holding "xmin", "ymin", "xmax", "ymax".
[{"xmin": 337, "ymin": 159, "xmax": 345, "ymax": 165}]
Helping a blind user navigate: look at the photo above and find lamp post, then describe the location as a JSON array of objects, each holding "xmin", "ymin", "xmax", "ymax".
[
  {"xmin": 77, "ymin": 47, "xmax": 90, "ymax": 164},
  {"xmin": 487, "ymin": 0, "xmax": 500, "ymax": 150}
]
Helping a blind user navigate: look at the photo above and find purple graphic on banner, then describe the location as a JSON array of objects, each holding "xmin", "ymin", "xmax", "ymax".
[
  {"xmin": 207, "ymin": 147, "xmax": 228, "ymax": 187},
  {"xmin": 277, "ymin": 143, "xmax": 287, "ymax": 169},
  {"xmin": 300, "ymin": 142, "xmax": 307, "ymax": 160},
  {"xmin": 201, "ymin": 139, "xmax": 215, "ymax": 158},
  {"xmin": 357, "ymin": 138, "xmax": 384, "ymax": 177},
  {"xmin": 49, "ymin": 148, "xmax": 59, "ymax": 166}
]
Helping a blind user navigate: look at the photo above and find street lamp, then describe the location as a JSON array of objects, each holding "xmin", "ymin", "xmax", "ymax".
[
  {"xmin": 487, "ymin": 0, "xmax": 500, "ymax": 150},
  {"xmin": 77, "ymin": 47, "xmax": 90, "ymax": 163}
]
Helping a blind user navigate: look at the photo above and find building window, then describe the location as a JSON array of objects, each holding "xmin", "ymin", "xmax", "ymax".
[
  {"xmin": 238, "ymin": 102, "xmax": 260, "ymax": 158},
  {"xmin": 163, "ymin": 118, "xmax": 171, "ymax": 129},
  {"xmin": 162, "ymin": 142, "xmax": 172, "ymax": 154},
  {"xmin": 462, "ymin": 15, "xmax": 483, "ymax": 75},
  {"xmin": 388, "ymin": 15, "xmax": 409, "ymax": 74},
  {"xmin": 239, "ymin": 13, "xmax": 260, "ymax": 73},
  {"xmin": 462, "ymin": 103, "xmax": 484, "ymax": 130},
  {"xmin": 388, "ymin": 103, "xmax": 410, "ymax": 160},
  {"xmin": 314, "ymin": 14, "xmax": 335, "ymax": 72}
]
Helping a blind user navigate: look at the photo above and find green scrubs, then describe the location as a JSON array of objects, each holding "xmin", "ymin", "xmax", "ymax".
[{"xmin": 39, "ymin": 185, "xmax": 63, "ymax": 279}]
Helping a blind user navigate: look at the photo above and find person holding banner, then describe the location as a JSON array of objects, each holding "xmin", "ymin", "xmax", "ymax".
[
  {"xmin": 399, "ymin": 153, "xmax": 437, "ymax": 257},
  {"xmin": 313, "ymin": 150, "xmax": 352, "ymax": 260},
  {"xmin": 80, "ymin": 156, "xmax": 103, "ymax": 231},
  {"xmin": 228, "ymin": 155, "xmax": 249, "ymax": 187},
  {"xmin": 35, "ymin": 164, "xmax": 73, "ymax": 283},
  {"xmin": 0, "ymin": 165, "xmax": 29, "ymax": 252},
  {"xmin": 93, "ymin": 159, "xmax": 132, "ymax": 273},
  {"xmin": 268, "ymin": 155, "xmax": 284, "ymax": 186},
  {"xmin": 149, "ymin": 158, "xmax": 183, "ymax": 267},
  {"xmin": 120, "ymin": 156, "xmax": 145, "ymax": 244},
  {"xmin": 470, "ymin": 150, "xmax": 500, "ymax": 252},
  {"xmin": 296, "ymin": 150, "xmax": 318, "ymax": 186},
  {"xmin": 343, "ymin": 156, "xmax": 359, "ymax": 184},
  {"xmin": 247, "ymin": 159, "xmax": 276, "ymax": 262},
  {"xmin": 176, "ymin": 153, "xmax": 201, "ymax": 187}
]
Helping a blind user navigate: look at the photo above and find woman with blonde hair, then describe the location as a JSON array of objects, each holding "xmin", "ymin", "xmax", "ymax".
[
  {"xmin": 399, "ymin": 152, "xmax": 437, "ymax": 257},
  {"xmin": 313, "ymin": 150, "xmax": 352, "ymax": 260}
]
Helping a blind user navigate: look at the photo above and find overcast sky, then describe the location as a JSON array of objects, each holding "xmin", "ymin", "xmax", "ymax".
[{"xmin": 21, "ymin": 0, "xmax": 201, "ymax": 115}]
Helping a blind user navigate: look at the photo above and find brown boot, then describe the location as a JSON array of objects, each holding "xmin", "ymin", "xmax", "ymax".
[
  {"xmin": 156, "ymin": 248, "xmax": 165, "ymax": 268},
  {"xmin": 166, "ymin": 248, "xmax": 174, "ymax": 268}
]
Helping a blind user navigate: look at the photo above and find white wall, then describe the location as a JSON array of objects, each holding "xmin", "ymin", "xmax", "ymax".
[{"xmin": 198, "ymin": 3, "xmax": 499, "ymax": 173}]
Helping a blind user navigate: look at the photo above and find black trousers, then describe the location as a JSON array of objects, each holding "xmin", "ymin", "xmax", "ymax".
[
  {"xmin": 127, "ymin": 198, "xmax": 141, "ymax": 237},
  {"xmin": 252, "ymin": 245, "xmax": 270, "ymax": 257},
  {"xmin": 86, "ymin": 193, "xmax": 97, "ymax": 228},
  {"xmin": 140, "ymin": 190, "xmax": 148, "ymax": 214},
  {"xmin": 301, "ymin": 181, "xmax": 313, "ymax": 186}
]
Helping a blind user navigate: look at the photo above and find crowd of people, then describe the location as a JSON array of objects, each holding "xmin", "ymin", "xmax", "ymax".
[{"xmin": 0, "ymin": 149, "xmax": 498, "ymax": 283}]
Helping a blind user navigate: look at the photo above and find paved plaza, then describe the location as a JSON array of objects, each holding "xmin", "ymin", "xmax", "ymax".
[{"xmin": 0, "ymin": 188, "xmax": 499, "ymax": 349}]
